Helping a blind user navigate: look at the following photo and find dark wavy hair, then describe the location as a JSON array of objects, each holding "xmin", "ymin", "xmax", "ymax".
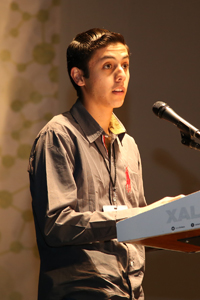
[{"xmin": 67, "ymin": 28, "xmax": 129, "ymax": 97}]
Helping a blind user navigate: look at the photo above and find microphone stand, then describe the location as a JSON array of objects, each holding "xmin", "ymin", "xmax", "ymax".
[{"xmin": 181, "ymin": 132, "xmax": 200, "ymax": 151}]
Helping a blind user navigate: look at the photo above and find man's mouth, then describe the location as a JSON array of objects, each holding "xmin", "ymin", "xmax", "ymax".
[{"xmin": 112, "ymin": 88, "xmax": 125, "ymax": 93}]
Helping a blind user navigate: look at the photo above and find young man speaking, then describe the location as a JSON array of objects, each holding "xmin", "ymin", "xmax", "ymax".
[{"xmin": 28, "ymin": 28, "xmax": 183, "ymax": 300}]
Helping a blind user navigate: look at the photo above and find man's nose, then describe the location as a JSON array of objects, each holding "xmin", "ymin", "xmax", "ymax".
[{"xmin": 115, "ymin": 66, "xmax": 126, "ymax": 82}]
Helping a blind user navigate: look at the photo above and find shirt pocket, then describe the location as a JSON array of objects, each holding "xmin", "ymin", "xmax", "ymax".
[{"xmin": 117, "ymin": 152, "xmax": 140, "ymax": 207}]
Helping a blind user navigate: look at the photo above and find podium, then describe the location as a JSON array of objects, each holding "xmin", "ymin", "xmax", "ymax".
[{"xmin": 116, "ymin": 191, "xmax": 200, "ymax": 253}]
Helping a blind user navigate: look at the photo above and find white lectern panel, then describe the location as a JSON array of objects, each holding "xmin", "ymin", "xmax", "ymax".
[{"xmin": 117, "ymin": 191, "xmax": 200, "ymax": 244}]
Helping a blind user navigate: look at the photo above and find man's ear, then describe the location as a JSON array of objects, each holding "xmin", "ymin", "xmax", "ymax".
[{"xmin": 70, "ymin": 67, "xmax": 85, "ymax": 86}]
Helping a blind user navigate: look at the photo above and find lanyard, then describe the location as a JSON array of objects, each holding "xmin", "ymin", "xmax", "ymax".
[{"xmin": 94, "ymin": 138, "xmax": 117, "ymax": 205}]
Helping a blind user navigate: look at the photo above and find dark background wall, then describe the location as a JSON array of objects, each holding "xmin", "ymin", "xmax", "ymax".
[{"xmin": 59, "ymin": 1, "xmax": 200, "ymax": 299}]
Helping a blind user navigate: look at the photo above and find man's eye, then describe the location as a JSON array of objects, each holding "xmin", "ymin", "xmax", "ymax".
[
  {"xmin": 103, "ymin": 63, "xmax": 112, "ymax": 69},
  {"xmin": 122, "ymin": 63, "xmax": 129, "ymax": 69}
]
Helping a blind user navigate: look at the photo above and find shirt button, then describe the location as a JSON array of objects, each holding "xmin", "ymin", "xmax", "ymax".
[{"xmin": 130, "ymin": 261, "xmax": 134, "ymax": 267}]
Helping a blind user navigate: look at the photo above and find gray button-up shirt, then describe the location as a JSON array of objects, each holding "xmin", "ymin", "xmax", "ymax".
[{"xmin": 28, "ymin": 99, "xmax": 147, "ymax": 300}]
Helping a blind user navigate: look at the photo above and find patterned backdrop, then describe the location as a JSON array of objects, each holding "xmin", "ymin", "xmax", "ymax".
[{"xmin": 0, "ymin": 1, "xmax": 61, "ymax": 299}]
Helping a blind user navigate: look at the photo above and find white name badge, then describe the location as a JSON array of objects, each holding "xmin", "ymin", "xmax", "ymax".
[{"xmin": 103, "ymin": 205, "xmax": 128, "ymax": 212}]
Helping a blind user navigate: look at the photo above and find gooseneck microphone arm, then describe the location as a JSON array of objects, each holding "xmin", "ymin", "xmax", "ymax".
[
  {"xmin": 180, "ymin": 134, "xmax": 200, "ymax": 151},
  {"xmin": 152, "ymin": 101, "xmax": 200, "ymax": 151}
]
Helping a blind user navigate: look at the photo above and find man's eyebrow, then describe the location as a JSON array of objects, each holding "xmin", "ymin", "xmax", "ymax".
[{"xmin": 98, "ymin": 54, "xmax": 129, "ymax": 62}]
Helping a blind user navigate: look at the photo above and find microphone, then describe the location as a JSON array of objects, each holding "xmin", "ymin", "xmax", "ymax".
[{"xmin": 152, "ymin": 101, "xmax": 200, "ymax": 139}]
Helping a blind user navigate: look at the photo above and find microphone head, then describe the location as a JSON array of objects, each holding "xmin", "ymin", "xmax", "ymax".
[{"xmin": 152, "ymin": 101, "xmax": 168, "ymax": 118}]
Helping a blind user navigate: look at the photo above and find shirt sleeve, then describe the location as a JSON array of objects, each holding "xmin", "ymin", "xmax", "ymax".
[{"xmin": 28, "ymin": 128, "xmax": 144, "ymax": 247}]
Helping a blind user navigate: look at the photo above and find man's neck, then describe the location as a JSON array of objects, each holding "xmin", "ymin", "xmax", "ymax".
[{"xmin": 81, "ymin": 100, "xmax": 113, "ymax": 135}]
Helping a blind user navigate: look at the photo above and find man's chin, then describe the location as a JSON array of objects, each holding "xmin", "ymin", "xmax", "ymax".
[{"xmin": 113, "ymin": 99, "xmax": 125, "ymax": 109}]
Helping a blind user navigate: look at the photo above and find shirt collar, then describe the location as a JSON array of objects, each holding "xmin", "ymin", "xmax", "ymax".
[{"xmin": 70, "ymin": 99, "xmax": 126, "ymax": 143}]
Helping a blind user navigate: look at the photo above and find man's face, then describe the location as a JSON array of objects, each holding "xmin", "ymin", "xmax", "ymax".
[{"xmin": 81, "ymin": 42, "xmax": 130, "ymax": 111}]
